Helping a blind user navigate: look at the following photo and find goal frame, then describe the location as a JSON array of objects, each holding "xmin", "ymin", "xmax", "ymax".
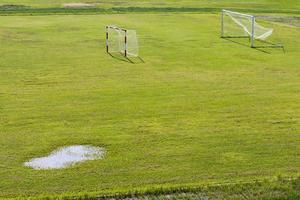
[
  {"xmin": 221, "ymin": 9, "xmax": 255, "ymax": 48},
  {"xmin": 106, "ymin": 25, "xmax": 128, "ymax": 57}
]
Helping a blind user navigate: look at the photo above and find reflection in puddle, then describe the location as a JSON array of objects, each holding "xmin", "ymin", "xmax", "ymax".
[{"xmin": 24, "ymin": 145, "xmax": 105, "ymax": 170}]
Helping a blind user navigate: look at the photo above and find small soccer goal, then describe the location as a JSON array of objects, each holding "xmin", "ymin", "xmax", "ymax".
[
  {"xmin": 221, "ymin": 9, "xmax": 275, "ymax": 48},
  {"xmin": 106, "ymin": 25, "xmax": 139, "ymax": 57}
]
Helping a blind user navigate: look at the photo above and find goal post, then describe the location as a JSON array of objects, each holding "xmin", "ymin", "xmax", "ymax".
[
  {"xmin": 106, "ymin": 25, "xmax": 139, "ymax": 57},
  {"xmin": 221, "ymin": 9, "xmax": 273, "ymax": 48}
]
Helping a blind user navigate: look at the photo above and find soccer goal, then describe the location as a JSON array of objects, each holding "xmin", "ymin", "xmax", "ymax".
[
  {"xmin": 221, "ymin": 9, "xmax": 274, "ymax": 48},
  {"xmin": 106, "ymin": 25, "xmax": 139, "ymax": 57}
]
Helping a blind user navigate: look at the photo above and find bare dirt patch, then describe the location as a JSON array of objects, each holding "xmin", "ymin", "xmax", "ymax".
[
  {"xmin": 0, "ymin": 4, "xmax": 28, "ymax": 10},
  {"xmin": 63, "ymin": 3, "xmax": 96, "ymax": 8},
  {"xmin": 257, "ymin": 15, "xmax": 300, "ymax": 27}
]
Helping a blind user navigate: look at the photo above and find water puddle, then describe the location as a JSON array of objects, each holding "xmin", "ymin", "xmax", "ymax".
[{"xmin": 24, "ymin": 145, "xmax": 105, "ymax": 170}]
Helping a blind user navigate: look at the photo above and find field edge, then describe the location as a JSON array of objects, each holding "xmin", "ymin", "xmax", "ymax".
[{"xmin": 6, "ymin": 176, "xmax": 300, "ymax": 200}]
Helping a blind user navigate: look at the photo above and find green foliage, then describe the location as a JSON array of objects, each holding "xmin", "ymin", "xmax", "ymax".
[{"xmin": 12, "ymin": 178, "xmax": 300, "ymax": 199}]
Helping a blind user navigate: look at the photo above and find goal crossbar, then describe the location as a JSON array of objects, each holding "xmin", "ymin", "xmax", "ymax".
[
  {"xmin": 222, "ymin": 9, "xmax": 254, "ymax": 18},
  {"xmin": 106, "ymin": 25, "xmax": 126, "ymax": 32}
]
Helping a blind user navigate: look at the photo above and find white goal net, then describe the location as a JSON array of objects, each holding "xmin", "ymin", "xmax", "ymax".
[
  {"xmin": 221, "ymin": 10, "xmax": 273, "ymax": 47},
  {"xmin": 106, "ymin": 25, "xmax": 139, "ymax": 57}
]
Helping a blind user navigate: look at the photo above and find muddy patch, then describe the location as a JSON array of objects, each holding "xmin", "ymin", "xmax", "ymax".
[
  {"xmin": 257, "ymin": 15, "xmax": 300, "ymax": 27},
  {"xmin": 0, "ymin": 4, "xmax": 28, "ymax": 10},
  {"xmin": 25, "ymin": 145, "xmax": 105, "ymax": 170},
  {"xmin": 63, "ymin": 3, "xmax": 96, "ymax": 8}
]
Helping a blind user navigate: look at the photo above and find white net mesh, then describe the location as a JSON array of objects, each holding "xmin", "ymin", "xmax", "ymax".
[
  {"xmin": 127, "ymin": 30, "xmax": 139, "ymax": 57},
  {"xmin": 107, "ymin": 26, "xmax": 139, "ymax": 57},
  {"xmin": 223, "ymin": 10, "xmax": 273, "ymax": 40},
  {"xmin": 107, "ymin": 26, "xmax": 123, "ymax": 53}
]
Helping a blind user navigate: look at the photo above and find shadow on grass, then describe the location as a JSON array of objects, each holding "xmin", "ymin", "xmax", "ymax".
[
  {"xmin": 108, "ymin": 52, "xmax": 145, "ymax": 64},
  {"xmin": 222, "ymin": 37, "xmax": 285, "ymax": 54},
  {"xmin": 254, "ymin": 40, "xmax": 285, "ymax": 53}
]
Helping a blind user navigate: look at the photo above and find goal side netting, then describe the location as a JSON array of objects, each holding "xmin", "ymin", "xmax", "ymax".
[
  {"xmin": 106, "ymin": 25, "xmax": 139, "ymax": 57},
  {"xmin": 221, "ymin": 10, "xmax": 273, "ymax": 46}
]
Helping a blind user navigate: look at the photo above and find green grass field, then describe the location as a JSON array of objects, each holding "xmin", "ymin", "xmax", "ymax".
[{"xmin": 0, "ymin": 3, "xmax": 300, "ymax": 199}]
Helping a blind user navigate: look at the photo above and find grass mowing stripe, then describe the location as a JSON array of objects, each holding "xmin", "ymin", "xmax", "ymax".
[{"xmin": 0, "ymin": 7, "xmax": 299, "ymax": 16}]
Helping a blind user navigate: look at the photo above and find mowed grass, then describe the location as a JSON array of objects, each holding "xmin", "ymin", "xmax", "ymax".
[{"xmin": 0, "ymin": 14, "xmax": 299, "ymax": 198}]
